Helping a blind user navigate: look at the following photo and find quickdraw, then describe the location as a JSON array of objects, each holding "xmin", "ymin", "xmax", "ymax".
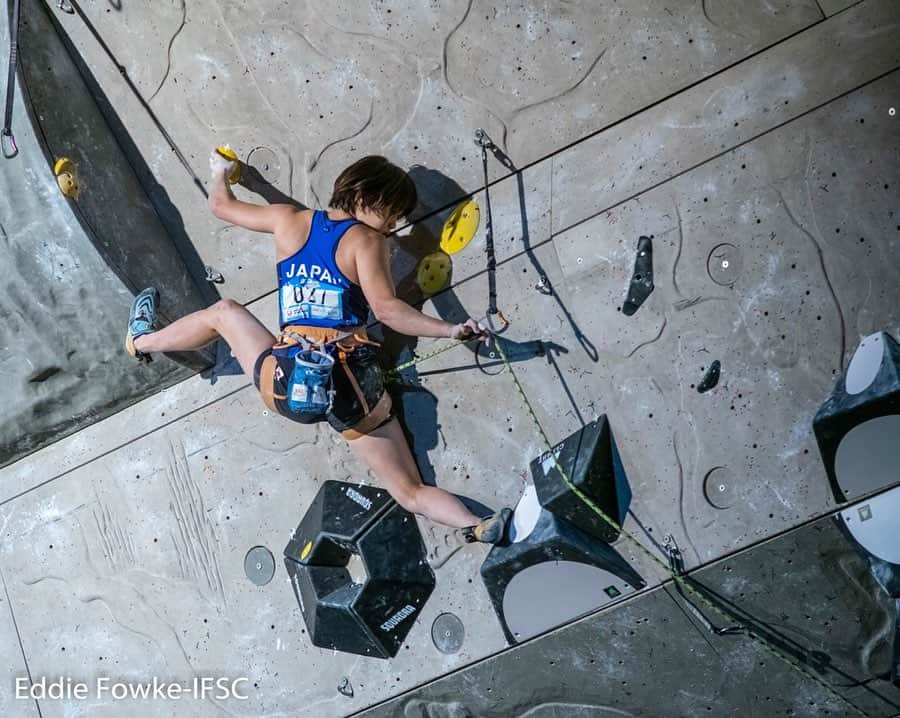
[
  {"xmin": 474, "ymin": 128, "xmax": 508, "ymax": 326},
  {"xmin": 2, "ymin": 0, "xmax": 21, "ymax": 159}
]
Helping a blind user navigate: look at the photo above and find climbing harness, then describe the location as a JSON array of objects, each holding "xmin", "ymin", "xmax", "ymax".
[
  {"xmin": 260, "ymin": 326, "xmax": 378, "ymax": 420},
  {"xmin": 2, "ymin": 0, "xmax": 21, "ymax": 158}
]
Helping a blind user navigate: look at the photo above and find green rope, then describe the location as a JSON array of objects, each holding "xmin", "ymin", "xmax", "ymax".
[
  {"xmin": 489, "ymin": 335, "xmax": 869, "ymax": 717},
  {"xmin": 378, "ymin": 331, "xmax": 871, "ymax": 715},
  {"xmin": 384, "ymin": 339, "xmax": 467, "ymax": 378}
]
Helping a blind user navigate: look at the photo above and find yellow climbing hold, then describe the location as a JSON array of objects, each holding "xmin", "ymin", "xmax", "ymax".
[
  {"xmin": 53, "ymin": 157, "xmax": 81, "ymax": 199},
  {"xmin": 300, "ymin": 541, "xmax": 313, "ymax": 561},
  {"xmin": 440, "ymin": 200, "xmax": 480, "ymax": 255},
  {"xmin": 416, "ymin": 251, "xmax": 452, "ymax": 295},
  {"xmin": 216, "ymin": 145, "xmax": 241, "ymax": 184}
]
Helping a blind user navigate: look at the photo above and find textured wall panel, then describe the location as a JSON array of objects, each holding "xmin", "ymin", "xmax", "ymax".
[
  {"xmin": 550, "ymin": 0, "xmax": 899, "ymax": 233},
  {"xmin": 48, "ymin": 0, "xmax": 825, "ymax": 301},
  {"xmin": 359, "ymin": 513, "xmax": 899, "ymax": 718}
]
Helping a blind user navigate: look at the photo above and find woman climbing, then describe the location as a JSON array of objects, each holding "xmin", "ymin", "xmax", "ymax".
[{"xmin": 125, "ymin": 151, "xmax": 511, "ymax": 544}]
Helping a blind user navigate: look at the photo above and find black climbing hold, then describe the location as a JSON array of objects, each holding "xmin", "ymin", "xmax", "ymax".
[
  {"xmin": 622, "ymin": 236, "xmax": 654, "ymax": 316},
  {"xmin": 28, "ymin": 366, "xmax": 62, "ymax": 383},
  {"xmin": 697, "ymin": 360, "xmax": 721, "ymax": 393},
  {"xmin": 337, "ymin": 677, "xmax": 353, "ymax": 698},
  {"xmin": 284, "ymin": 481, "xmax": 393, "ymax": 566}
]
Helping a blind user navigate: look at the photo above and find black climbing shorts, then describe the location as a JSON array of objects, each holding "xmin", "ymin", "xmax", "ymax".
[{"xmin": 253, "ymin": 343, "xmax": 392, "ymax": 438}]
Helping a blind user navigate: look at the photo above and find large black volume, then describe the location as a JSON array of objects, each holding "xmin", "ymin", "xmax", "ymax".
[
  {"xmin": 529, "ymin": 416, "xmax": 632, "ymax": 543},
  {"xmin": 813, "ymin": 332, "xmax": 900, "ymax": 503},
  {"xmin": 284, "ymin": 481, "xmax": 436, "ymax": 659},
  {"xmin": 285, "ymin": 481, "xmax": 393, "ymax": 566},
  {"xmin": 480, "ymin": 505, "xmax": 645, "ymax": 643}
]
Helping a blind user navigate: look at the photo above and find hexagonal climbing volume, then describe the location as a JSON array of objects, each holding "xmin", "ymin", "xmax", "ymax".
[{"xmin": 284, "ymin": 480, "xmax": 436, "ymax": 658}]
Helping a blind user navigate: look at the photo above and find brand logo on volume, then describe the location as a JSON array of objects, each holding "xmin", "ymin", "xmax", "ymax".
[
  {"xmin": 346, "ymin": 487, "xmax": 372, "ymax": 511},
  {"xmin": 380, "ymin": 604, "xmax": 416, "ymax": 632},
  {"xmin": 291, "ymin": 572, "xmax": 305, "ymax": 612}
]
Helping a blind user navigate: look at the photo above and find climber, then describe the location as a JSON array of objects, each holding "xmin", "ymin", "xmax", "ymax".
[{"xmin": 125, "ymin": 151, "xmax": 511, "ymax": 544}]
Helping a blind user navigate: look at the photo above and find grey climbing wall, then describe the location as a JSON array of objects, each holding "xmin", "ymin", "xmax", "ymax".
[
  {"xmin": 359, "ymin": 512, "xmax": 900, "ymax": 718},
  {"xmin": 0, "ymin": 0, "xmax": 218, "ymax": 468},
  {"xmin": 0, "ymin": 0, "xmax": 898, "ymax": 716}
]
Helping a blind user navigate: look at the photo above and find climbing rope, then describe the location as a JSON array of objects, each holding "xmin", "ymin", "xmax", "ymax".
[
  {"xmin": 384, "ymin": 339, "xmax": 467, "ymax": 378},
  {"xmin": 380, "ymin": 329, "xmax": 870, "ymax": 716},
  {"xmin": 495, "ymin": 332, "xmax": 871, "ymax": 717}
]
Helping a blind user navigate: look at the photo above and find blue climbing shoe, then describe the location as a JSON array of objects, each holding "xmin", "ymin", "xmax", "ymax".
[{"xmin": 125, "ymin": 287, "xmax": 159, "ymax": 363}]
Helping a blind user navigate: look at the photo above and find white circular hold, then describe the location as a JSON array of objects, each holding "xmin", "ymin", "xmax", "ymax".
[
  {"xmin": 840, "ymin": 485, "xmax": 900, "ymax": 564},
  {"xmin": 502, "ymin": 561, "xmax": 632, "ymax": 641},
  {"xmin": 835, "ymin": 415, "xmax": 900, "ymax": 498},
  {"xmin": 577, "ymin": 257, "xmax": 584, "ymax": 264},
  {"xmin": 510, "ymin": 484, "xmax": 541, "ymax": 543},
  {"xmin": 722, "ymin": 260, "xmax": 729, "ymax": 269},
  {"xmin": 845, "ymin": 332, "xmax": 884, "ymax": 395},
  {"xmin": 890, "ymin": 107, "xmax": 896, "ymax": 116}
]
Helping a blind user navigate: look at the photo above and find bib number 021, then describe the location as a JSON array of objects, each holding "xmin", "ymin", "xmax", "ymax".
[{"xmin": 281, "ymin": 279, "xmax": 344, "ymax": 322}]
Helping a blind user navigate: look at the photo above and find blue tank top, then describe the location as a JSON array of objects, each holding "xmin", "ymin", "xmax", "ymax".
[{"xmin": 276, "ymin": 210, "xmax": 370, "ymax": 329}]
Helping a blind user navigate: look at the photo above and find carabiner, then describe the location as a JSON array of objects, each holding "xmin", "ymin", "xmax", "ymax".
[{"xmin": 485, "ymin": 309, "xmax": 510, "ymax": 336}]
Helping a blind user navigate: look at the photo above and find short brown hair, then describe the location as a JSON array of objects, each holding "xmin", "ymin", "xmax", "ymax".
[{"xmin": 329, "ymin": 155, "xmax": 418, "ymax": 220}]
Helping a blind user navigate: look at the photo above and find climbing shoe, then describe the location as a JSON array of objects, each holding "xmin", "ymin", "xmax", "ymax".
[
  {"xmin": 462, "ymin": 507, "xmax": 512, "ymax": 545},
  {"xmin": 125, "ymin": 287, "xmax": 159, "ymax": 363}
]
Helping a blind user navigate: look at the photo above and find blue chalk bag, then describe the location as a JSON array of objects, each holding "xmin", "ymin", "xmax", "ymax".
[{"xmin": 287, "ymin": 347, "xmax": 335, "ymax": 416}]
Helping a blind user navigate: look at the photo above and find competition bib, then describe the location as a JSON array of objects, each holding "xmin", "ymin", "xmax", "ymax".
[{"xmin": 280, "ymin": 278, "xmax": 344, "ymax": 323}]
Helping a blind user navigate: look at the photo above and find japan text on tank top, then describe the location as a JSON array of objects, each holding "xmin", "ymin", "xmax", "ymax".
[{"xmin": 275, "ymin": 210, "xmax": 370, "ymax": 329}]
